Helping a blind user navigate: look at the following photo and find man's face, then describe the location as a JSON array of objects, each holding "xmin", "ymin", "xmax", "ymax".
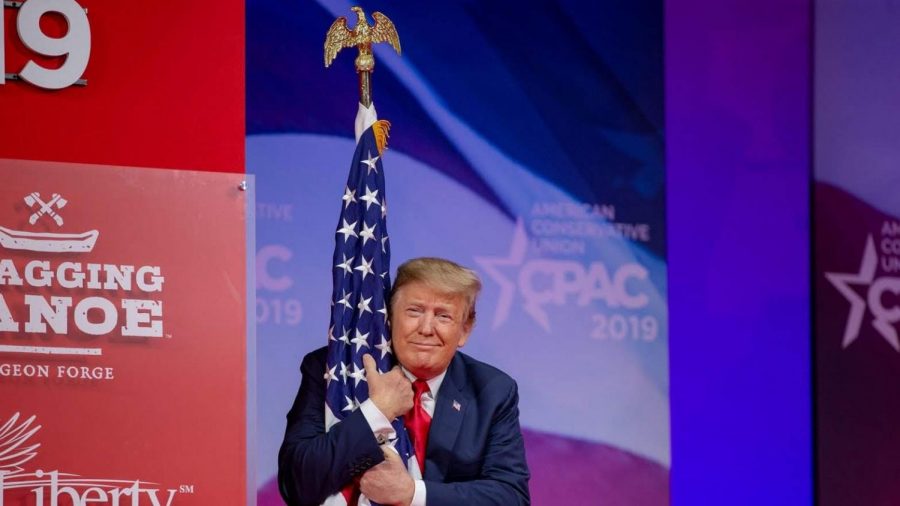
[{"xmin": 390, "ymin": 280, "xmax": 472, "ymax": 380}]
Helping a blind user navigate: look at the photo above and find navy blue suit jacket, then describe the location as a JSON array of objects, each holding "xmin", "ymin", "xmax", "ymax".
[{"xmin": 278, "ymin": 346, "xmax": 530, "ymax": 506}]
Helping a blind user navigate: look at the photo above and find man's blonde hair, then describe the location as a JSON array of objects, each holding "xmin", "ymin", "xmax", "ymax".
[{"xmin": 390, "ymin": 257, "xmax": 481, "ymax": 326}]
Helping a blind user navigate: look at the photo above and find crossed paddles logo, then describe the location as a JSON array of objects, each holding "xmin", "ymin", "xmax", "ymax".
[{"xmin": 23, "ymin": 192, "xmax": 68, "ymax": 227}]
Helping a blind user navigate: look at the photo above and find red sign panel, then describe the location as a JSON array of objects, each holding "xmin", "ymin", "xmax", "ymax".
[
  {"xmin": 0, "ymin": 158, "xmax": 249, "ymax": 505},
  {"xmin": 0, "ymin": 0, "xmax": 244, "ymax": 172}
]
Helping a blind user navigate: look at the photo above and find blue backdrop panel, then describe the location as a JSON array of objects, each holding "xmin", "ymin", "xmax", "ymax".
[
  {"xmin": 815, "ymin": 2, "xmax": 900, "ymax": 504},
  {"xmin": 667, "ymin": 1, "xmax": 812, "ymax": 505}
]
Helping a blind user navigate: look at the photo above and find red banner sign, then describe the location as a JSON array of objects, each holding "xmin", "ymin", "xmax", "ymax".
[{"xmin": 0, "ymin": 158, "xmax": 250, "ymax": 505}]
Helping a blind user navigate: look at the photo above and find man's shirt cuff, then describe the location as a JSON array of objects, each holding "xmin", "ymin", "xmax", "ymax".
[
  {"xmin": 359, "ymin": 399, "xmax": 395, "ymax": 443},
  {"xmin": 410, "ymin": 479, "xmax": 426, "ymax": 506}
]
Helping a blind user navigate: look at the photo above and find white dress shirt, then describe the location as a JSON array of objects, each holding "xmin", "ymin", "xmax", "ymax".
[{"xmin": 360, "ymin": 367, "xmax": 446, "ymax": 506}]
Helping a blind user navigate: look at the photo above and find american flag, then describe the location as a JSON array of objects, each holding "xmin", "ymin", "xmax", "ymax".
[{"xmin": 323, "ymin": 112, "xmax": 414, "ymax": 505}]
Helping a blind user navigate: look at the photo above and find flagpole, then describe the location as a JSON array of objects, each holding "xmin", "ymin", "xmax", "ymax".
[
  {"xmin": 359, "ymin": 70, "xmax": 372, "ymax": 108},
  {"xmin": 321, "ymin": 8, "xmax": 412, "ymax": 506}
]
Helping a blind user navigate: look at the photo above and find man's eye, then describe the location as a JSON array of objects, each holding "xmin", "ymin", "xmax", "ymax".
[
  {"xmin": 437, "ymin": 314, "xmax": 453, "ymax": 322},
  {"xmin": 406, "ymin": 308, "xmax": 423, "ymax": 315}
]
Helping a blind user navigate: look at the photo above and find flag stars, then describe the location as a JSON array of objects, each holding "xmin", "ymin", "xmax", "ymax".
[
  {"xmin": 324, "ymin": 365, "xmax": 338, "ymax": 386},
  {"xmin": 349, "ymin": 363, "xmax": 367, "ymax": 386},
  {"xmin": 361, "ymin": 153, "xmax": 379, "ymax": 174},
  {"xmin": 326, "ymin": 138, "xmax": 395, "ymax": 425},
  {"xmin": 337, "ymin": 327, "xmax": 351, "ymax": 344},
  {"xmin": 342, "ymin": 186, "xmax": 357, "ymax": 209},
  {"xmin": 357, "ymin": 296, "xmax": 373, "ymax": 315},
  {"xmin": 375, "ymin": 336, "xmax": 392, "ymax": 359},
  {"xmin": 337, "ymin": 291, "xmax": 353, "ymax": 310},
  {"xmin": 335, "ymin": 254, "xmax": 353, "ymax": 275},
  {"xmin": 359, "ymin": 222, "xmax": 377, "ymax": 245},
  {"xmin": 351, "ymin": 329, "xmax": 370, "ymax": 351},
  {"xmin": 360, "ymin": 186, "xmax": 380, "ymax": 210},
  {"xmin": 337, "ymin": 219, "xmax": 358, "ymax": 242},
  {"xmin": 355, "ymin": 256, "xmax": 375, "ymax": 280}
]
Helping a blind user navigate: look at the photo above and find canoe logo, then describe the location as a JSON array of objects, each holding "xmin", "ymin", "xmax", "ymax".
[
  {"xmin": 0, "ymin": 191, "xmax": 165, "ymax": 352},
  {"xmin": 0, "ymin": 412, "xmax": 182, "ymax": 505},
  {"xmin": 0, "ymin": 192, "xmax": 98, "ymax": 253}
]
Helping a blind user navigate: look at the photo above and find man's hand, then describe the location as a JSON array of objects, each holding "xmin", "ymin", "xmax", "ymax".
[
  {"xmin": 360, "ymin": 447, "xmax": 415, "ymax": 506},
  {"xmin": 363, "ymin": 354, "xmax": 414, "ymax": 421}
]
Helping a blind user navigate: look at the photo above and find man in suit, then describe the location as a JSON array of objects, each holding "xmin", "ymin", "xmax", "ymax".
[{"xmin": 278, "ymin": 257, "xmax": 530, "ymax": 506}]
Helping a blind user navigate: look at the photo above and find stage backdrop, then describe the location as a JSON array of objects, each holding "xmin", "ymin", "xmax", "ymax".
[
  {"xmin": 815, "ymin": 2, "xmax": 900, "ymax": 504},
  {"xmin": 249, "ymin": 1, "xmax": 667, "ymax": 504}
]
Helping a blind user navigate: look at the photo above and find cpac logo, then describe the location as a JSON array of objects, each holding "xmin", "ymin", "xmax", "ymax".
[
  {"xmin": 0, "ymin": 413, "xmax": 179, "ymax": 506},
  {"xmin": 825, "ymin": 235, "xmax": 900, "ymax": 352},
  {"xmin": 476, "ymin": 220, "xmax": 649, "ymax": 331}
]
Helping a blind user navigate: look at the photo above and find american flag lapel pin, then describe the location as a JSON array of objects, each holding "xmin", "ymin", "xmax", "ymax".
[{"xmin": 452, "ymin": 400, "xmax": 461, "ymax": 412}]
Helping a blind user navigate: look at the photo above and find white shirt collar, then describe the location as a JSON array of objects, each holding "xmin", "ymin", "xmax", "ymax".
[{"xmin": 401, "ymin": 366, "xmax": 446, "ymax": 399}]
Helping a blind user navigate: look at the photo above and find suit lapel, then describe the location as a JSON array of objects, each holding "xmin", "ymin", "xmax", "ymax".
[{"xmin": 425, "ymin": 353, "xmax": 468, "ymax": 481}]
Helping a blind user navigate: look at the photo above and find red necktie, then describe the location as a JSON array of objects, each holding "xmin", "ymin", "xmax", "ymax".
[{"xmin": 404, "ymin": 379, "xmax": 432, "ymax": 475}]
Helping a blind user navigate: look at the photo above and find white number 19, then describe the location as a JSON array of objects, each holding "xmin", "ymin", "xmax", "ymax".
[{"xmin": 2, "ymin": 0, "xmax": 90, "ymax": 90}]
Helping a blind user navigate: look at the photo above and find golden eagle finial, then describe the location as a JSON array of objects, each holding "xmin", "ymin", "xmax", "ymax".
[{"xmin": 324, "ymin": 6, "xmax": 401, "ymax": 107}]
